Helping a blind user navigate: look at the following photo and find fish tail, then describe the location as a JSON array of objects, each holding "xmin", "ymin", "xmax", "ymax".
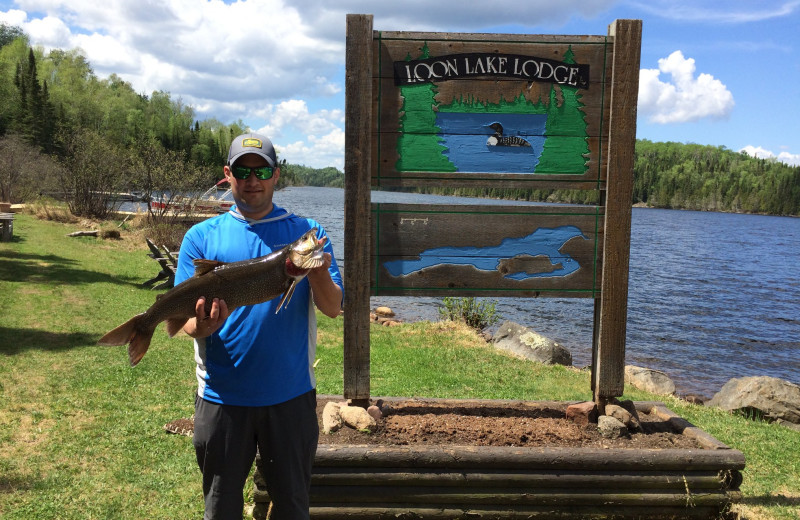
[
  {"xmin": 127, "ymin": 330, "xmax": 154, "ymax": 367},
  {"xmin": 97, "ymin": 313, "xmax": 154, "ymax": 367}
]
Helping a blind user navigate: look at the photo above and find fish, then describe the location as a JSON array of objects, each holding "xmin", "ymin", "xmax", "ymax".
[{"xmin": 98, "ymin": 228, "xmax": 327, "ymax": 366}]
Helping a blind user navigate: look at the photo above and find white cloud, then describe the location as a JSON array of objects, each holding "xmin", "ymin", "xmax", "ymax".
[
  {"xmin": 741, "ymin": 145, "xmax": 800, "ymax": 166},
  {"xmin": 254, "ymin": 100, "xmax": 345, "ymax": 169},
  {"xmin": 638, "ymin": 51, "xmax": 734, "ymax": 124},
  {"xmin": 23, "ymin": 15, "xmax": 71, "ymax": 46},
  {"xmin": 278, "ymin": 129, "xmax": 345, "ymax": 170}
]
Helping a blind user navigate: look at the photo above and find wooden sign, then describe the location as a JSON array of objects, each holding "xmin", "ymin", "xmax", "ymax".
[
  {"xmin": 371, "ymin": 203, "xmax": 603, "ymax": 297},
  {"xmin": 344, "ymin": 15, "xmax": 642, "ymax": 405},
  {"xmin": 371, "ymin": 32, "xmax": 612, "ymax": 190}
]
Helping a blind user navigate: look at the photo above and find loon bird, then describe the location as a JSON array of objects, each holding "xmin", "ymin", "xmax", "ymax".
[{"xmin": 486, "ymin": 122, "xmax": 531, "ymax": 147}]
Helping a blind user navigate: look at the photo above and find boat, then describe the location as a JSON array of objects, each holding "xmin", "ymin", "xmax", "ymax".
[{"xmin": 151, "ymin": 179, "xmax": 234, "ymax": 214}]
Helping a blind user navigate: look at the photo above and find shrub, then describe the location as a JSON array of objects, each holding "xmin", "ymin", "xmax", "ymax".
[
  {"xmin": 438, "ymin": 297, "xmax": 500, "ymax": 331},
  {"xmin": 143, "ymin": 219, "xmax": 190, "ymax": 252}
]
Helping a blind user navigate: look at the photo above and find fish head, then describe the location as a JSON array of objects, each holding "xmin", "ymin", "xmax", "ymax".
[{"xmin": 287, "ymin": 227, "xmax": 327, "ymax": 271}]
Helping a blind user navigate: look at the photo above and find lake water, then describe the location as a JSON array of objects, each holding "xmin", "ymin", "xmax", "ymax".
[{"xmin": 274, "ymin": 186, "xmax": 799, "ymax": 397}]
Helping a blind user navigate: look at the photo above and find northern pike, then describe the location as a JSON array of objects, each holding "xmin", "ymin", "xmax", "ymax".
[{"xmin": 98, "ymin": 228, "xmax": 327, "ymax": 366}]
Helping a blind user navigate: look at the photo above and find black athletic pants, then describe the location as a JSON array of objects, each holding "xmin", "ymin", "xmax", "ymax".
[{"xmin": 193, "ymin": 390, "xmax": 318, "ymax": 520}]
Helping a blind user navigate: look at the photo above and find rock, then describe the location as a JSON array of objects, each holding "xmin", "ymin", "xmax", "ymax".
[
  {"xmin": 624, "ymin": 365, "xmax": 676, "ymax": 395},
  {"xmin": 597, "ymin": 415, "xmax": 628, "ymax": 439},
  {"xmin": 382, "ymin": 319, "xmax": 402, "ymax": 327},
  {"xmin": 605, "ymin": 403, "xmax": 641, "ymax": 432},
  {"xmin": 322, "ymin": 401, "xmax": 343, "ymax": 434},
  {"xmin": 566, "ymin": 402, "xmax": 597, "ymax": 426},
  {"xmin": 376, "ymin": 399, "xmax": 392, "ymax": 416},
  {"xmin": 706, "ymin": 376, "xmax": 800, "ymax": 425},
  {"xmin": 340, "ymin": 405, "xmax": 377, "ymax": 431},
  {"xmin": 492, "ymin": 321, "xmax": 572, "ymax": 366},
  {"xmin": 367, "ymin": 405, "xmax": 383, "ymax": 421},
  {"xmin": 375, "ymin": 306, "xmax": 395, "ymax": 317}
]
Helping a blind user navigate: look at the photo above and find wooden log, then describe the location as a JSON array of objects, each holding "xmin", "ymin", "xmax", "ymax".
[
  {"xmin": 66, "ymin": 230, "xmax": 99, "ymax": 237},
  {"xmin": 593, "ymin": 19, "xmax": 642, "ymax": 404},
  {"xmin": 309, "ymin": 486, "xmax": 736, "ymax": 507},
  {"xmin": 311, "ymin": 469, "xmax": 727, "ymax": 490},
  {"xmin": 308, "ymin": 504, "xmax": 732, "ymax": 519},
  {"xmin": 343, "ymin": 14, "xmax": 374, "ymax": 402},
  {"xmin": 314, "ymin": 445, "xmax": 745, "ymax": 472}
]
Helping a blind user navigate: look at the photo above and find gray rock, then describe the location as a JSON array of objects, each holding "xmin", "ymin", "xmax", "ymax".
[
  {"xmin": 597, "ymin": 415, "xmax": 628, "ymax": 439},
  {"xmin": 706, "ymin": 376, "xmax": 800, "ymax": 425},
  {"xmin": 624, "ymin": 365, "xmax": 676, "ymax": 395},
  {"xmin": 492, "ymin": 321, "xmax": 572, "ymax": 366},
  {"xmin": 605, "ymin": 403, "xmax": 642, "ymax": 432}
]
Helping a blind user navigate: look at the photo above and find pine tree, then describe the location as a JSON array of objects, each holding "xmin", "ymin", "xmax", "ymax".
[{"xmin": 12, "ymin": 48, "xmax": 58, "ymax": 152}]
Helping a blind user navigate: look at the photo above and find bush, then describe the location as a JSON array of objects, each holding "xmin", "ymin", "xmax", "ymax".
[
  {"xmin": 143, "ymin": 219, "xmax": 190, "ymax": 251},
  {"xmin": 438, "ymin": 297, "xmax": 500, "ymax": 331},
  {"xmin": 24, "ymin": 197, "xmax": 78, "ymax": 223}
]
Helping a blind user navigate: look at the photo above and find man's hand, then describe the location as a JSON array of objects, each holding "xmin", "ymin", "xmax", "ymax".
[
  {"xmin": 307, "ymin": 252, "xmax": 342, "ymax": 319},
  {"xmin": 183, "ymin": 297, "xmax": 230, "ymax": 338}
]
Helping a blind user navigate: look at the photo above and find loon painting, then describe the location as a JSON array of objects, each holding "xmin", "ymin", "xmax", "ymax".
[{"xmin": 486, "ymin": 122, "xmax": 531, "ymax": 147}]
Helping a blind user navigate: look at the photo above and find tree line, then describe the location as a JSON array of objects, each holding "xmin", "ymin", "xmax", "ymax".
[
  {"xmin": 0, "ymin": 24, "xmax": 342, "ymax": 218},
  {"xmin": 411, "ymin": 144, "xmax": 799, "ymax": 217}
]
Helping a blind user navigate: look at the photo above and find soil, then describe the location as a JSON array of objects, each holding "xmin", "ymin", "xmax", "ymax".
[{"xmin": 316, "ymin": 397, "xmax": 705, "ymax": 450}]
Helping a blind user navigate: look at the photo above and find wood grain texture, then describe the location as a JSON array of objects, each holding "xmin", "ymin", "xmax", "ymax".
[
  {"xmin": 370, "ymin": 203, "xmax": 603, "ymax": 297},
  {"xmin": 343, "ymin": 14, "xmax": 373, "ymax": 401},
  {"xmin": 594, "ymin": 19, "xmax": 642, "ymax": 402}
]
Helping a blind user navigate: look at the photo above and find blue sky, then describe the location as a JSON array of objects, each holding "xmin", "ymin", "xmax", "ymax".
[{"xmin": 2, "ymin": 0, "xmax": 799, "ymax": 169}]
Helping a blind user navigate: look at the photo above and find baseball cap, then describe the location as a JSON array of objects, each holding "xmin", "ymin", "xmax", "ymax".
[{"xmin": 227, "ymin": 133, "xmax": 277, "ymax": 168}]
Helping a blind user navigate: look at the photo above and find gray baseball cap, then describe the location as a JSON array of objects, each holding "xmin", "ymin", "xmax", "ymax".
[{"xmin": 227, "ymin": 133, "xmax": 277, "ymax": 167}]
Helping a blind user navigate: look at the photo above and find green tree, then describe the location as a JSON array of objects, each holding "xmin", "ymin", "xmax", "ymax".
[
  {"xmin": 0, "ymin": 23, "xmax": 25, "ymax": 49},
  {"xmin": 128, "ymin": 137, "xmax": 209, "ymax": 225}
]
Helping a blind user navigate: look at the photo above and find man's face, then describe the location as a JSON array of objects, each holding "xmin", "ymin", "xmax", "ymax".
[{"xmin": 224, "ymin": 153, "xmax": 280, "ymax": 220}]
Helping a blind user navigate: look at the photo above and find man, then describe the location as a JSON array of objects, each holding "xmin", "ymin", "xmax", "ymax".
[{"xmin": 174, "ymin": 133, "xmax": 343, "ymax": 519}]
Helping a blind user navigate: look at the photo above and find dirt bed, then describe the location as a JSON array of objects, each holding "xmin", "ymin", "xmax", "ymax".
[{"xmin": 317, "ymin": 397, "xmax": 704, "ymax": 450}]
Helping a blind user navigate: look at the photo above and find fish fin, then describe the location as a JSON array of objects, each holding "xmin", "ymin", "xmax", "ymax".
[
  {"xmin": 165, "ymin": 318, "xmax": 189, "ymax": 337},
  {"xmin": 193, "ymin": 259, "xmax": 226, "ymax": 277},
  {"xmin": 128, "ymin": 330, "xmax": 154, "ymax": 367},
  {"xmin": 275, "ymin": 280, "xmax": 298, "ymax": 314},
  {"xmin": 97, "ymin": 314, "xmax": 154, "ymax": 367},
  {"xmin": 98, "ymin": 314, "xmax": 144, "ymax": 346}
]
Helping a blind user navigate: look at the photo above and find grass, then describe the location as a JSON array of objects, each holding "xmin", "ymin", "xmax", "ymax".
[{"xmin": 1, "ymin": 213, "xmax": 799, "ymax": 519}]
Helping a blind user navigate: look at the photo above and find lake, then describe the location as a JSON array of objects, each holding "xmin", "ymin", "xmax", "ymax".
[{"xmin": 274, "ymin": 186, "xmax": 799, "ymax": 398}]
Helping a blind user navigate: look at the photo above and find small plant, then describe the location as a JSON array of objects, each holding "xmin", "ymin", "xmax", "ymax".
[
  {"xmin": 143, "ymin": 219, "xmax": 191, "ymax": 251},
  {"xmin": 438, "ymin": 296, "xmax": 500, "ymax": 331}
]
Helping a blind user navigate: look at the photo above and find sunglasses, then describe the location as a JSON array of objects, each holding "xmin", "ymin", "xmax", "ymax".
[{"xmin": 231, "ymin": 165, "xmax": 275, "ymax": 180}]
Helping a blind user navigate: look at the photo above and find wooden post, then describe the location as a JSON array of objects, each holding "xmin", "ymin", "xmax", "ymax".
[
  {"xmin": 593, "ymin": 19, "xmax": 642, "ymax": 407},
  {"xmin": 343, "ymin": 14, "xmax": 374, "ymax": 405}
]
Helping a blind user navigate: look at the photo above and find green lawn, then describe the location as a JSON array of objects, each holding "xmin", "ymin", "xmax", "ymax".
[{"xmin": 1, "ymin": 213, "xmax": 798, "ymax": 519}]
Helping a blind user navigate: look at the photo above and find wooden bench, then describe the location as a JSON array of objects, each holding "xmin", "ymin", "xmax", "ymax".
[
  {"xmin": 143, "ymin": 238, "xmax": 178, "ymax": 290},
  {"xmin": 0, "ymin": 212, "xmax": 14, "ymax": 242}
]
